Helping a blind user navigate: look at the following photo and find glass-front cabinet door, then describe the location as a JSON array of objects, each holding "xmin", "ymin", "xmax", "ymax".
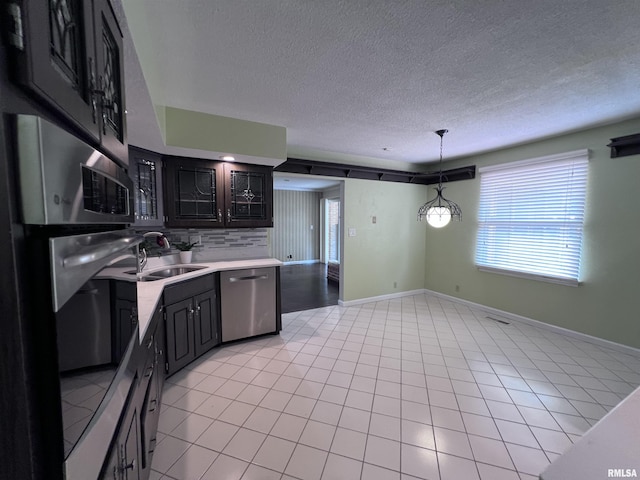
[
  {"xmin": 129, "ymin": 146, "xmax": 163, "ymax": 227},
  {"xmin": 224, "ymin": 163, "xmax": 273, "ymax": 227},
  {"xmin": 93, "ymin": 0, "xmax": 127, "ymax": 163},
  {"xmin": 13, "ymin": 0, "xmax": 99, "ymax": 142},
  {"xmin": 164, "ymin": 157, "xmax": 224, "ymax": 228},
  {"xmin": 8, "ymin": 0, "xmax": 128, "ymax": 165}
]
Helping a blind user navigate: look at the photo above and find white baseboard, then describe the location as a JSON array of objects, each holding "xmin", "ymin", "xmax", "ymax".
[
  {"xmin": 423, "ymin": 289, "xmax": 640, "ymax": 357},
  {"xmin": 338, "ymin": 289, "xmax": 427, "ymax": 307},
  {"xmin": 282, "ymin": 259, "xmax": 320, "ymax": 265}
]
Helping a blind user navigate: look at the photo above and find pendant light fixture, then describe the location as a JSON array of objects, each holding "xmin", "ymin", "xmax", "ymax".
[{"xmin": 417, "ymin": 129, "xmax": 462, "ymax": 228}]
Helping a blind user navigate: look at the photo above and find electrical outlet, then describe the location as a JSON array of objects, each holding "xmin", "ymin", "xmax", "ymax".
[
  {"xmin": 372, "ymin": 216, "xmax": 377, "ymax": 224},
  {"xmin": 189, "ymin": 235, "xmax": 202, "ymax": 245},
  {"xmin": 393, "ymin": 281, "xmax": 397, "ymax": 288},
  {"xmin": 348, "ymin": 228, "xmax": 356, "ymax": 237},
  {"xmin": 455, "ymin": 284, "xmax": 460, "ymax": 292}
]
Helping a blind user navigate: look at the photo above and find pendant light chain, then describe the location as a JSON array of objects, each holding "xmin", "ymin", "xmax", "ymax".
[
  {"xmin": 417, "ymin": 128, "xmax": 462, "ymax": 227},
  {"xmin": 436, "ymin": 129, "xmax": 447, "ymax": 188}
]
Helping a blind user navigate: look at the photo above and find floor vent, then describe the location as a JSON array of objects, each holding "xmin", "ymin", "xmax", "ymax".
[{"xmin": 486, "ymin": 316, "xmax": 510, "ymax": 325}]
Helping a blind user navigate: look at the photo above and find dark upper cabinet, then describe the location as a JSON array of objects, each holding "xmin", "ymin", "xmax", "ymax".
[
  {"xmin": 164, "ymin": 157, "xmax": 273, "ymax": 228},
  {"xmin": 224, "ymin": 163, "xmax": 273, "ymax": 228},
  {"xmin": 92, "ymin": 0, "xmax": 127, "ymax": 163},
  {"xmin": 163, "ymin": 157, "xmax": 225, "ymax": 228},
  {"xmin": 7, "ymin": 0, "xmax": 127, "ymax": 165},
  {"xmin": 129, "ymin": 146, "xmax": 164, "ymax": 227}
]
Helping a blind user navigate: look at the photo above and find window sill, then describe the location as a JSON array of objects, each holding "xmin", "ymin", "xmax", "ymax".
[{"xmin": 477, "ymin": 266, "xmax": 581, "ymax": 287}]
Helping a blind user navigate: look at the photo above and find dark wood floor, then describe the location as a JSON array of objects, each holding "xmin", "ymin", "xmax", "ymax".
[{"xmin": 280, "ymin": 263, "xmax": 339, "ymax": 313}]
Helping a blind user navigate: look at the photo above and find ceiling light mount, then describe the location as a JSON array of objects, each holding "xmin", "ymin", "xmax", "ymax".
[{"xmin": 417, "ymin": 129, "xmax": 462, "ymax": 228}]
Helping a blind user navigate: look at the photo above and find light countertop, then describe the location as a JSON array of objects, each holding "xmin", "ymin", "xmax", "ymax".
[
  {"xmin": 539, "ymin": 384, "xmax": 640, "ymax": 480},
  {"xmin": 99, "ymin": 258, "xmax": 282, "ymax": 341}
]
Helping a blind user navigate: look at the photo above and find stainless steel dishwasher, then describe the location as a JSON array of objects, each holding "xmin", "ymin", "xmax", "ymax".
[{"xmin": 220, "ymin": 267, "xmax": 277, "ymax": 342}]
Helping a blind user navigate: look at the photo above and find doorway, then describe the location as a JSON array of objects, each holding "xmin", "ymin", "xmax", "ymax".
[{"xmin": 272, "ymin": 174, "xmax": 342, "ymax": 313}]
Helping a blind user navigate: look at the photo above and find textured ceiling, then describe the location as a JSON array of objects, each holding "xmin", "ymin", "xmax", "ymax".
[{"xmin": 119, "ymin": 0, "xmax": 640, "ymax": 166}]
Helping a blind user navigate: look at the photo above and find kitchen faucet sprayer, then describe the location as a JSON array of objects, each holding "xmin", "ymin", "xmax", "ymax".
[{"xmin": 139, "ymin": 231, "xmax": 171, "ymax": 271}]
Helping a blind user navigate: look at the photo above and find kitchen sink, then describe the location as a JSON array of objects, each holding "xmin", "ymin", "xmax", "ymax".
[
  {"xmin": 127, "ymin": 265, "xmax": 207, "ymax": 281},
  {"xmin": 145, "ymin": 266, "xmax": 207, "ymax": 277}
]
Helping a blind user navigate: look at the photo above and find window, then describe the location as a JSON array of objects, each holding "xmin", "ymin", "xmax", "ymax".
[{"xmin": 475, "ymin": 149, "xmax": 589, "ymax": 286}]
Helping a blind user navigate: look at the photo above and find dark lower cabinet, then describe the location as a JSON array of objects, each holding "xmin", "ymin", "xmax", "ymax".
[
  {"xmin": 113, "ymin": 281, "xmax": 138, "ymax": 362},
  {"xmin": 139, "ymin": 304, "xmax": 164, "ymax": 477},
  {"xmin": 164, "ymin": 274, "xmax": 219, "ymax": 376},
  {"xmin": 164, "ymin": 298, "xmax": 196, "ymax": 375},
  {"xmin": 101, "ymin": 299, "xmax": 165, "ymax": 480},
  {"xmin": 121, "ymin": 402, "xmax": 141, "ymax": 480},
  {"xmin": 194, "ymin": 290, "xmax": 218, "ymax": 357},
  {"xmin": 100, "ymin": 377, "xmax": 141, "ymax": 480}
]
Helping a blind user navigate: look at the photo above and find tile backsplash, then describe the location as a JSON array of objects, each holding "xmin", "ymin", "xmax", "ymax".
[{"xmin": 136, "ymin": 228, "xmax": 269, "ymax": 262}]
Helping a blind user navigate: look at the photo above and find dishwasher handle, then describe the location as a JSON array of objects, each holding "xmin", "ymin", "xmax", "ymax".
[{"xmin": 228, "ymin": 274, "xmax": 269, "ymax": 282}]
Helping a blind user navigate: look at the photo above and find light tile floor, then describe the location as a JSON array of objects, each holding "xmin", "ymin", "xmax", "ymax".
[{"xmin": 151, "ymin": 293, "xmax": 640, "ymax": 480}]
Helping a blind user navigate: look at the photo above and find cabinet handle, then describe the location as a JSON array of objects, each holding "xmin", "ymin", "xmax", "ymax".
[
  {"xmin": 122, "ymin": 459, "xmax": 136, "ymax": 471},
  {"xmin": 218, "ymin": 209, "xmax": 222, "ymax": 223},
  {"xmin": 227, "ymin": 208, "xmax": 231, "ymax": 223},
  {"xmin": 100, "ymin": 76, "xmax": 107, "ymax": 135},
  {"xmin": 88, "ymin": 57, "xmax": 98, "ymax": 124}
]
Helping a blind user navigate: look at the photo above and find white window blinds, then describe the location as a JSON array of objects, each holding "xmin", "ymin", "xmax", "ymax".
[{"xmin": 475, "ymin": 149, "xmax": 589, "ymax": 286}]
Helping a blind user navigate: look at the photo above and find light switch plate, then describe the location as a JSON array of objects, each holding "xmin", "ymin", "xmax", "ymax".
[{"xmin": 348, "ymin": 228, "xmax": 356, "ymax": 237}]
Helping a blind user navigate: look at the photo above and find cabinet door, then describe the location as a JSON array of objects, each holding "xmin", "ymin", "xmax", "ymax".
[
  {"xmin": 13, "ymin": 0, "xmax": 99, "ymax": 143},
  {"xmin": 155, "ymin": 310, "xmax": 166, "ymax": 402},
  {"xmin": 114, "ymin": 298, "xmax": 137, "ymax": 363},
  {"xmin": 139, "ymin": 306, "xmax": 163, "ymax": 474},
  {"xmin": 101, "ymin": 441, "xmax": 120, "ymax": 480},
  {"xmin": 139, "ymin": 367, "xmax": 159, "ymax": 472},
  {"xmin": 224, "ymin": 163, "xmax": 273, "ymax": 227},
  {"xmin": 129, "ymin": 146, "xmax": 164, "ymax": 227},
  {"xmin": 121, "ymin": 403, "xmax": 141, "ymax": 480},
  {"xmin": 93, "ymin": 0, "xmax": 127, "ymax": 164},
  {"xmin": 193, "ymin": 290, "xmax": 219, "ymax": 357},
  {"xmin": 164, "ymin": 157, "xmax": 224, "ymax": 228},
  {"xmin": 99, "ymin": 381, "xmax": 140, "ymax": 480},
  {"xmin": 165, "ymin": 298, "xmax": 196, "ymax": 376}
]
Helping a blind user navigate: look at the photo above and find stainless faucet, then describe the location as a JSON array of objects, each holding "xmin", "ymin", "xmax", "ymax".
[{"xmin": 139, "ymin": 231, "xmax": 171, "ymax": 271}]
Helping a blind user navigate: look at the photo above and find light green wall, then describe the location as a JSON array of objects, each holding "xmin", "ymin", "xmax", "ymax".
[
  {"xmin": 154, "ymin": 104, "xmax": 166, "ymax": 143},
  {"xmin": 425, "ymin": 118, "xmax": 640, "ymax": 349},
  {"xmin": 163, "ymin": 106, "xmax": 287, "ymax": 161},
  {"xmin": 342, "ymin": 179, "xmax": 427, "ymax": 301}
]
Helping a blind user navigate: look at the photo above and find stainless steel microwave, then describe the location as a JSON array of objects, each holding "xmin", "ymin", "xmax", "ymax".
[{"xmin": 16, "ymin": 114, "xmax": 133, "ymax": 225}]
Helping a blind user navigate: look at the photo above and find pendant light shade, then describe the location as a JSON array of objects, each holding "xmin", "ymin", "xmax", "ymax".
[{"xmin": 417, "ymin": 129, "xmax": 462, "ymax": 227}]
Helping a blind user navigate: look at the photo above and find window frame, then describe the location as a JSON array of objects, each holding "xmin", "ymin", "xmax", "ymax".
[{"xmin": 475, "ymin": 149, "xmax": 589, "ymax": 287}]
